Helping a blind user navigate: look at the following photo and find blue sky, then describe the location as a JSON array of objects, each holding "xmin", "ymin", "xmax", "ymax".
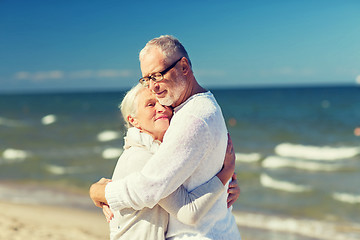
[{"xmin": 1, "ymin": 0, "xmax": 359, "ymax": 93}]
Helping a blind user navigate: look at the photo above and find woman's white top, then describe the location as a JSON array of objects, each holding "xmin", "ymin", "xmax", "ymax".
[{"xmin": 110, "ymin": 127, "xmax": 225, "ymax": 240}]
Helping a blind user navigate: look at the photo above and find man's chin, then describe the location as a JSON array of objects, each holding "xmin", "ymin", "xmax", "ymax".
[{"xmin": 157, "ymin": 97, "xmax": 173, "ymax": 106}]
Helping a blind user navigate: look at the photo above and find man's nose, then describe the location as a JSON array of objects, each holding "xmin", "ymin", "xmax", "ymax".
[{"xmin": 148, "ymin": 79, "xmax": 159, "ymax": 91}]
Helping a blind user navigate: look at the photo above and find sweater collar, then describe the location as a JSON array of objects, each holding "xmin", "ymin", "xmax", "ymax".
[{"xmin": 124, "ymin": 127, "xmax": 161, "ymax": 153}]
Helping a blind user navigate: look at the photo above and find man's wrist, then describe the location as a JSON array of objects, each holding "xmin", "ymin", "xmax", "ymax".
[{"xmin": 90, "ymin": 182, "xmax": 108, "ymax": 204}]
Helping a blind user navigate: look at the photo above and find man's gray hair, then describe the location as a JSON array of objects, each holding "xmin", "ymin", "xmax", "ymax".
[
  {"xmin": 119, "ymin": 83, "xmax": 145, "ymax": 129},
  {"xmin": 139, "ymin": 35, "xmax": 192, "ymax": 67}
]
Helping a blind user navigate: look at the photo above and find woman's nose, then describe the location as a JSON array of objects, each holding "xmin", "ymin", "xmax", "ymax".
[{"xmin": 156, "ymin": 103, "xmax": 166, "ymax": 112}]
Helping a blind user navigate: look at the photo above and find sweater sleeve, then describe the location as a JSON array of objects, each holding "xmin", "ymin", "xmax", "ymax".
[
  {"xmin": 158, "ymin": 176, "xmax": 224, "ymax": 226},
  {"xmin": 105, "ymin": 115, "xmax": 212, "ymax": 211}
]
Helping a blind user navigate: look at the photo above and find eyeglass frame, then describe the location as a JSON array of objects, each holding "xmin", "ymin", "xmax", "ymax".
[{"xmin": 139, "ymin": 57, "xmax": 183, "ymax": 87}]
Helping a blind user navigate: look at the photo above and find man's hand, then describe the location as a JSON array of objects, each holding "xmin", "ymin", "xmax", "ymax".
[
  {"xmin": 227, "ymin": 173, "xmax": 240, "ymax": 208},
  {"xmin": 89, "ymin": 178, "xmax": 111, "ymax": 208}
]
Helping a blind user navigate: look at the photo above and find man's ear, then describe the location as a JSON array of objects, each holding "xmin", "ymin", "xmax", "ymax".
[
  {"xmin": 128, "ymin": 115, "xmax": 141, "ymax": 129},
  {"xmin": 180, "ymin": 57, "xmax": 191, "ymax": 75}
]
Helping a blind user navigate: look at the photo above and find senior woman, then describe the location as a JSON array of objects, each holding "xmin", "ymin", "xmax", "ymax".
[{"xmin": 98, "ymin": 84, "xmax": 239, "ymax": 240}]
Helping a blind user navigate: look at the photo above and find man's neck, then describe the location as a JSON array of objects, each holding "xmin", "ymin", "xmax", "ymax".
[{"xmin": 172, "ymin": 77, "xmax": 207, "ymax": 108}]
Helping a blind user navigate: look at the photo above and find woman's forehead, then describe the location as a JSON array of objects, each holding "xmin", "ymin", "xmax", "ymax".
[{"xmin": 138, "ymin": 87, "xmax": 157, "ymax": 102}]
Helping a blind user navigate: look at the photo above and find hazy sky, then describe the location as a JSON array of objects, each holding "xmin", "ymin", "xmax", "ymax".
[{"xmin": 1, "ymin": 0, "xmax": 359, "ymax": 93}]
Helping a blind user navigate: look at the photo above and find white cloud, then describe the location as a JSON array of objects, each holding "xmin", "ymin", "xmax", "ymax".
[
  {"xmin": 14, "ymin": 71, "xmax": 31, "ymax": 80},
  {"xmin": 334, "ymin": 67, "xmax": 359, "ymax": 75},
  {"xmin": 14, "ymin": 69, "xmax": 134, "ymax": 82},
  {"xmin": 14, "ymin": 70, "xmax": 64, "ymax": 82},
  {"xmin": 68, "ymin": 70, "xmax": 94, "ymax": 79},
  {"xmin": 277, "ymin": 67, "xmax": 295, "ymax": 76},
  {"xmin": 33, "ymin": 71, "xmax": 64, "ymax": 81},
  {"xmin": 96, "ymin": 69, "xmax": 132, "ymax": 78},
  {"xmin": 356, "ymin": 75, "xmax": 360, "ymax": 84}
]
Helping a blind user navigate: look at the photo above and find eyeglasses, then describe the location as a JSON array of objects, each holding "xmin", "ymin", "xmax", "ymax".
[{"xmin": 139, "ymin": 57, "xmax": 183, "ymax": 87}]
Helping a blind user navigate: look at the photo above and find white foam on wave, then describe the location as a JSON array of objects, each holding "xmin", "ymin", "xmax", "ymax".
[
  {"xmin": 260, "ymin": 173, "xmax": 312, "ymax": 193},
  {"xmin": 2, "ymin": 148, "xmax": 31, "ymax": 162},
  {"xmin": 45, "ymin": 164, "xmax": 84, "ymax": 175},
  {"xmin": 0, "ymin": 183, "xmax": 93, "ymax": 209},
  {"xmin": 262, "ymin": 155, "xmax": 344, "ymax": 171},
  {"xmin": 233, "ymin": 211, "xmax": 360, "ymax": 240},
  {"xmin": 0, "ymin": 117, "xmax": 24, "ymax": 127},
  {"xmin": 102, "ymin": 148, "xmax": 123, "ymax": 159},
  {"xmin": 235, "ymin": 152, "xmax": 262, "ymax": 162},
  {"xmin": 41, "ymin": 114, "xmax": 57, "ymax": 125},
  {"xmin": 97, "ymin": 130, "xmax": 121, "ymax": 142},
  {"xmin": 275, "ymin": 143, "xmax": 360, "ymax": 161},
  {"xmin": 332, "ymin": 192, "xmax": 360, "ymax": 204}
]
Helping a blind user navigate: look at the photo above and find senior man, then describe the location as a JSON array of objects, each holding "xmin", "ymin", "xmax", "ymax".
[{"xmin": 90, "ymin": 35, "xmax": 241, "ymax": 239}]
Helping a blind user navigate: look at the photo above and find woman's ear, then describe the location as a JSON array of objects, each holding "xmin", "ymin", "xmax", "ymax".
[{"xmin": 128, "ymin": 115, "xmax": 141, "ymax": 129}]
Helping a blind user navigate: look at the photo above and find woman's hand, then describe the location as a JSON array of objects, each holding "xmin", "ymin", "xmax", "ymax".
[
  {"xmin": 101, "ymin": 203, "xmax": 114, "ymax": 223},
  {"xmin": 227, "ymin": 173, "xmax": 240, "ymax": 208}
]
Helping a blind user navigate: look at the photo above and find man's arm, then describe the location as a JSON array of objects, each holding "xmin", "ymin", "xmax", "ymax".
[
  {"xmin": 89, "ymin": 178, "xmax": 109, "ymax": 207},
  {"xmin": 90, "ymin": 132, "xmax": 240, "ymax": 224}
]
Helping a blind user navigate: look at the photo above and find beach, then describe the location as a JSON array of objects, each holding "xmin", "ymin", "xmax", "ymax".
[
  {"xmin": 2, "ymin": 198, "xmax": 360, "ymax": 240},
  {"xmin": 0, "ymin": 201, "xmax": 313, "ymax": 240},
  {"xmin": 0, "ymin": 201, "xmax": 109, "ymax": 240}
]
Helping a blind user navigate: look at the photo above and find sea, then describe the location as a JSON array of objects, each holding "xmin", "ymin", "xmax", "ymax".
[{"xmin": 1, "ymin": 85, "xmax": 360, "ymax": 240}]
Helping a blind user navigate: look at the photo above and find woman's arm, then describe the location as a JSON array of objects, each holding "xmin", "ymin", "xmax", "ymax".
[
  {"xmin": 216, "ymin": 133, "xmax": 236, "ymax": 185},
  {"xmin": 158, "ymin": 177, "xmax": 223, "ymax": 226},
  {"xmin": 158, "ymin": 134, "xmax": 236, "ymax": 225}
]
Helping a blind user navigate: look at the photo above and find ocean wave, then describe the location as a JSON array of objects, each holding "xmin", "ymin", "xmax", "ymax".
[
  {"xmin": 102, "ymin": 148, "xmax": 123, "ymax": 159},
  {"xmin": 275, "ymin": 143, "xmax": 360, "ymax": 161},
  {"xmin": 332, "ymin": 192, "xmax": 360, "ymax": 204},
  {"xmin": 233, "ymin": 211, "xmax": 360, "ymax": 240},
  {"xmin": 41, "ymin": 114, "xmax": 57, "ymax": 125},
  {"xmin": 1, "ymin": 148, "xmax": 31, "ymax": 163},
  {"xmin": 97, "ymin": 130, "xmax": 121, "ymax": 142},
  {"xmin": 260, "ymin": 173, "xmax": 312, "ymax": 193},
  {"xmin": 35, "ymin": 146, "xmax": 100, "ymax": 159},
  {"xmin": 262, "ymin": 156, "xmax": 344, "ymax": 171},
  {"xmin": 45, "ymin": 164, "xmax": 86, "ymax": 175},
  {"xmin": 0, "ymin": 183, "xmax": 93, "ymax": 209},
  {"xmin": 235, "ymin": 152, "xmax": 262, "ymax": 162},
  {"xmin": 0, "ymin": 117, "xmax": 25, "ymax": 127}
]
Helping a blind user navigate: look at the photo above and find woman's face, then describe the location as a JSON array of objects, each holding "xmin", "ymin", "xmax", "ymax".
[{"xmin": 129, "ymin": 88, "xmax": 173, "ymax": 142}]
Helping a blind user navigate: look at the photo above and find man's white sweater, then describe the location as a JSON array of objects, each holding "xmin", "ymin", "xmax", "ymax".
[{"xmin": 106, "ymin": 91, "xmax": 241, "ymax": 239}]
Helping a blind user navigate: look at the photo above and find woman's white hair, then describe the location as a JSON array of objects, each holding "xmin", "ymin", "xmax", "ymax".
[
  {"xmin": 139, "ymin": 35, "xmax": 192, "ymax": 67},
  {"xmin": 119, "ymin": 83, "xmax": 145, "ymax": 129}
]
